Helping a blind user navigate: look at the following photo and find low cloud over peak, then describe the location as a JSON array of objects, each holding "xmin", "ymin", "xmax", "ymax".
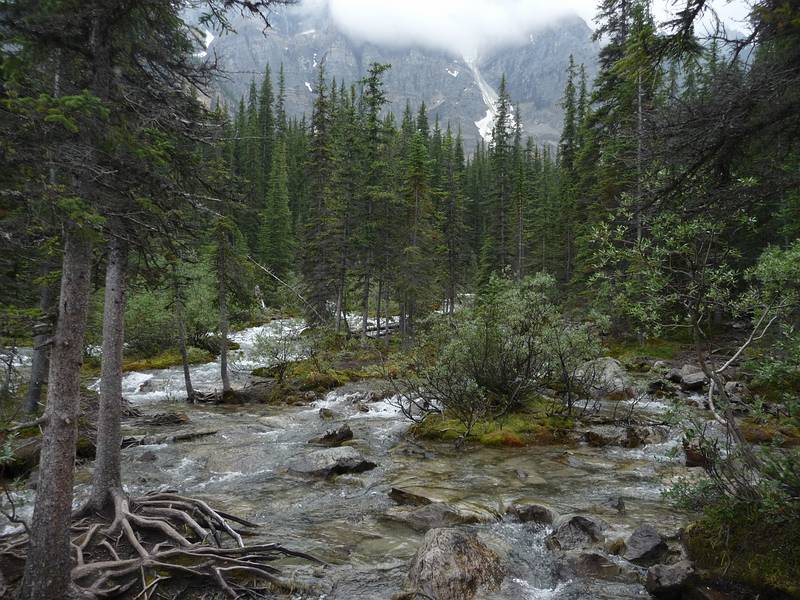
[{"xmin": 302, "ymin": 0, "xmax": 582, "ymax": 59}]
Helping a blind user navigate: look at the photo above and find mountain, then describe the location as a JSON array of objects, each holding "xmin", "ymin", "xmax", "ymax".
[{"xmin": 209, "ymin": 6, "xmax": 598, "ymax": 148}]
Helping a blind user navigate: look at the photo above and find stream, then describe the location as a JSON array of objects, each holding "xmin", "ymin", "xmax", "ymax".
[{"xmin": 5, "ymin": 322, "xmax": 699, "ymax": 599}]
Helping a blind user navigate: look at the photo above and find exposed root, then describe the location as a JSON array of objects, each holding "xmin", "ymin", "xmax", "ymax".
[{"xmin": 0, "ymin": 489, "xmax": 323, "ymax": 599}]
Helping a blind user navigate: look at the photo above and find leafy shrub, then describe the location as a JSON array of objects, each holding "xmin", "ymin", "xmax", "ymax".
[{"xmin": 396, "ymin": 274, "xmax": 603, "ymax": 439}]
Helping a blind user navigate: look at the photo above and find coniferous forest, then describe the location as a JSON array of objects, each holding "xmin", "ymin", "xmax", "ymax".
[{"xmin": 0, "ymin": 1, "xmax": 799, "ymax": 599}]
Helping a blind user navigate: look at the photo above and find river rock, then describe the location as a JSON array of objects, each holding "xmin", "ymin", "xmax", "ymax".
[
  {"xmin": 681, "ymin": 371, "xmax": 708, "ymax": 391},
  {"xmin": 584, "ymin": 425, "xmax": 624, "ymax": 447},
  {"xmin": 556, "ymin": 551, "xmax": 639, "ymax": 583},
  {"xmin": 389, "ymin": 487, "xmax": 434, "ymax": 507},
  {"xmin": 318, "ymin": 407, "xmax": 338, "ymax": 420},
  {"xmin": 602, "ymin": 496, "xmax": 626, "ymax": 514},
  {"xmin": 387, "ymin": 502, "xmax": 485, "ymax": 533},
  {"xmin": 577, "ymin": 357, "xmax": 633, "ymax": 399},
  {"xmin": 645, "ymin": 560, "xmax": 695, "ymax": 598},
  {"xmin": 545, "ymin": 514, "xmax": 607, "ymax": 551},
  {"xmin": 406, "ymin": 528, "xmax": 503, "ymax": 600},
  {"xmin": 652, "ymin": 360, "xmax": 670, "ymax": 371},
  {"xmin": 138, "ymin": 450, "xmax": 158, "ymax": 463},
  {"xmin": 287, "ymin": 446, "xmax": 376, "ymax": 478},
  {"xmin": 623, "ymin": 524, "xmax": 668, "ymax": 565},
  {"xmin": 507, "ymin": 502, "xmax": 558, "ymax": 525},
  {"xmin": 308, "ymin": 424, "xmax": 353, "ymax": 447}
]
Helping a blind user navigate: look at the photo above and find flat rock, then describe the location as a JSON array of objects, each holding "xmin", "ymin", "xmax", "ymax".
[
  {"xmin": 623, "ymin": 524, "xmax": 668, "ymax": 566},
  {"xmin": 406, "ymin": 528, "xmax": 504, "ymax": 600},
  {"xmin": 545, "ymin": 514, "xmax": 607, "ymax": 551},
  {"xmin": 287, "ymin": 446, "xmax": 376, "ymax": 478},
  {"xmin": 386, "ymin": 502, "xmax": 485, "ymax": 533}
]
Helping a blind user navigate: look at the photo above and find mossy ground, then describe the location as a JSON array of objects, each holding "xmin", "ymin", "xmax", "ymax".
[
  {"xmin": 606, "ymin": 336, "xmax": 687, "ymax": 372},
  {"xmin": 740, "ymin": 418, "xmax": 800, "ymax": 447},
  {"xmin": 82, "ymin": 346, "xmax": 215, "ymax": 377},
  {"xmin": 410, "ymin": 399, "xmax": 575, "ymax": 447},
  {"xmin": 686, "ymin": 507, "xmax": 800, "ymax": 598}
]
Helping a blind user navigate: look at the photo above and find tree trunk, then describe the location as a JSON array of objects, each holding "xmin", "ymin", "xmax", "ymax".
[
  {"xmin": 23, "ymin": 269, "xmax": 57, "ymax": 415},
  {"xmin": 219, "ymin": 262, "xmax": 231, "ymax": 394},
  {"xmin": 87, "ymin": 234, "xmax": 128, "ymax": 511},
  {"xmin": 174, "ymin": 278, "xmax": 195, "ymax": 402},
  {"xmin": 18, "ymin": 225, "xmax": 92, "ymax": 600}
]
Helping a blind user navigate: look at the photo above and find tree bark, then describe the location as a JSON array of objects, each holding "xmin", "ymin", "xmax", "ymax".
[
  {"xmin": 218, "ymin": 246, "xmax": 231, "ymax": 394},
  {"xmin": 87, "ymin": 233, "xmax": 128, "ymax": 511},
  {"xmin": 23, "ymin": 268, "xmax": 57, "ymax": 415},
  {"xmin": 18, "ymin": 225, "xmax": 92, "ymax": 600},
  {"xmin": 174, "ymin": 278, "xmax": 195, "ymax": 402}
]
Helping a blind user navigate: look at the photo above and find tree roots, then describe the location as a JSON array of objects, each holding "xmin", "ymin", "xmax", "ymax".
[{"xmin": 0, "ymin": 489, "xmax": 322, "ymax": 599}]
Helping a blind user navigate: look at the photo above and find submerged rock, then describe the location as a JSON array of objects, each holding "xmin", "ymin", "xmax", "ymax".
[
  {"xmin": 645, "ymin": 560, "xmax": 695, "ymax": 598},
  {"xmin": 406, "ymin": 528, "xmax": 504, "ymax": 600},
  {"xmin": 545, "ymin": 514, "xmax": 607, "ymax": 551},
  {"xmin": 287, "ymin": 446, "xmax": 376, "ymax": 478},
  {"xmin": 389, "ymin": 487, "xmax": 434, "ymax": 507},
  {"xmin": 386, "ymin": 502, "xmax": 486, "ymax": 533},
  {"xmin": 557, "ymin": 551, "xmax": 639, "ymax": 583},
  {"xmin": 308, "ymin": 424, "xmax": 354, "ymax": 447},
  {"xmin": 623, "ymin": 524, "xmax": 668, "ymax": 566}
]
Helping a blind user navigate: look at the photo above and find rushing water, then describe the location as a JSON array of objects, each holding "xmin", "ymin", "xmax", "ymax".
[{"xmin": 4, "ymin": 322, "xmax": 698, "ymax": 599}]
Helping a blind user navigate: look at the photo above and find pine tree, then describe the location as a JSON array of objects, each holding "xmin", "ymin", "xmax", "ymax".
[{"xmin": 259, "ymin": 138, "xmax": 293, "ymax": 292}]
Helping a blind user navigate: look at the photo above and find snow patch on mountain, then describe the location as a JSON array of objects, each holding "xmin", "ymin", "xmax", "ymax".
[{"xmin": 464, "ymin": 57, "xmax": 499, "ymax": 143}]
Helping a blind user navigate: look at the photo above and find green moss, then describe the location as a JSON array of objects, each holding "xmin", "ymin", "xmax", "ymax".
[
  {"xmin": 607, "ymin": 337, "xmax": 685, "ymax": 369},
  {"xmin": 686, "ymin": 509, "xmax": 800, "ymax": 598},
  {"xmin": 410, "ymin": 405, "xmax": 575, "ymax": 447},
  {"xmin": 740, "ymin": 419, "xmax": 800, "ymax": 448},
  {"xmin": 122, "ymin": 347, "xmax": 214, "ymax": 372}
]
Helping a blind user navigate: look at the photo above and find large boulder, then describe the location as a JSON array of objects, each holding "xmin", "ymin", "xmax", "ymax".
[
  {"xmin": 623, "ymin": 524, "xmax": 668, "ymax": 566},
  {"xmin": 645, "ymin": 560, "xmax": 695, "ymax": 599},
  {"xmin": 545, "ymin": 514, "xmax": 607, "ymax": 551},
  {"xmin": 287, "ymin": 446, "xmax": 376, "ymax": 478},
  {"xmin": 406, "ymin": 528, "xmax": 504, "ymax": 600},
  {"xmin": 578, "ymin": 357, "xmax": 633, "ymax": 399}
]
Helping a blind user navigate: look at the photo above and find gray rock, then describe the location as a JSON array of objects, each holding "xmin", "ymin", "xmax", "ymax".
[
  {"xmin": 623, "ymin": 524, "xmax": 668, "ymax": 566},
  {"xmin": 507, "ymin": 502, "xmax": 558, "ymax": 525},
  {"xmin": 287, "ymin": 446, "xmax": 376, "ymax": 478},
  {"xmin": 578, "ymin": 357, "xmax": 633, "ymax": 399},
  {"xmin": 602, "ymin": 496, "xmax": 626, "ymax": 514},
  {"xmin": 645, "ymin": 560, "xmax": 695, "ymax": 598},
  {"xmin": 584, "ymin": 426, "xmax": 624, "ymax": 447},
  {"xmin": 406, "ymin": 528, "xmax": 504, "ymax": 600},
  {"xmin": 652, "ymin": 360, "xmax": 670, "ymax": 371},
  {"xmin": 318, "ymin": 407, "xmax": 337, "ymax": 420},
  {"xmin": 681, "ymin": 371, "xmax": 708, "ymax": 391},
  {"xmin": 545, "ymin": 514, "xmax": 607, "ymax": 551},
  {"xmin": 138, "ymin": 450, "xmax": 158, "ymax": 462}
]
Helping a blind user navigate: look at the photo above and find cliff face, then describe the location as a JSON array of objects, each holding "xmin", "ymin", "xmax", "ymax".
[{"xmin": 210, "ymin": 7, "xmax": 598, "ymax": 148}]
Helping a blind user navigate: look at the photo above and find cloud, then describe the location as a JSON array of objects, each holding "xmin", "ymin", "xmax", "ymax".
[
  {"xmin": 324, "ymin": 0, "xmax": 580, "ymax": 59},
  {"xmin": 294, "ymin": 0, "xmax": 752, "ymax": 58}
]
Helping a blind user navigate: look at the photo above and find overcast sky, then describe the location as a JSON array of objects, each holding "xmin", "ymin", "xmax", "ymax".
[{"xmin": 298, "ymin": 0, "xmax": 752, "ymax": 58}]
